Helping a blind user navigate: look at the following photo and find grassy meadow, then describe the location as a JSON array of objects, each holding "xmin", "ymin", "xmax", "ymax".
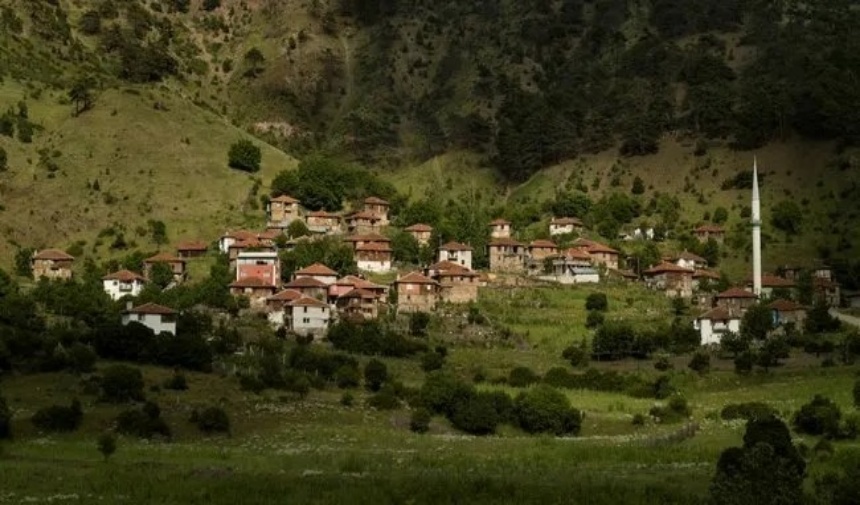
[{"xmin": 2, "ymin": 284, "xmax": 859, "ymax": 504}]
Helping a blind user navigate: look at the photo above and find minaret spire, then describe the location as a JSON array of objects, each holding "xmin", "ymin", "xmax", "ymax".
[{"xmin": 752, "ymin": 157, "xmax": 762, "ymax": 298}]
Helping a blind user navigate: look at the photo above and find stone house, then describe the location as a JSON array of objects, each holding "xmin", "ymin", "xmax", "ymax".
[
  {"xmin": 235, "ymin": 251, "xmax": 281, "ymax": 287},
  {"xmin": 489, "ymin": 218, "xmax": 512, "ymax": 239},
  {"xmin": 267, "ymin": 194, "xmax": 302, "ymax": 229},
  {"xmin": 363, "ymin": 196, "xmax": 390, "ymax": 226},
  {"xmin": 329, "ymin": 275, "xmax": 387, "ymax": 303},
  {"xmin": 31, "ymin": 249, "xmax": 75, "ymax": 280},
  {"xmin": 176, "ymin": 241, "xmax": 209, "ymax": 258},
  {"xmin": 769, "ymin": 299, "xmax": 807, "ymax": 332},
  {"xmin": 287, "ymin": 297, "xmax": 332, "ymax": 336},
  {"xmin": 335, "ymin": 288, "xmax": 381, "ymax": 320},
  {"xmin": 543, "ymin": 248, "xmax": 599, "ymax": 284},
  {"xmin": 282, "ymin": 277, "xmax": 329, "ymax": 301},
  {"xmin": 528, "ymin": 240, "xmax": 559, "ymax": 261},
  {"xmin": 294, "ymin": 263, "xmax": 339, "ymax": 285},
  {"xmin": 144, "ymin": 252, "xmax": 187, "ymax": 283},
  {"xmin": 573, "ymin": 239, "xmax": 620, "ymax": 270},
  {"xmin": 405, "ymin": 224, "xmax": 433, "ymax": 246},
  {"xmin": 306, "ymin": 210, "xmax": 342, "ymax": 235},
  {"xmin": 355, "ymin": 242, "xmax": 393, "ymax": 273},
  {"xmin": 549, "ymin": 217, "xmax": 584, "ymax": 236},
  {"xmin": 488, "ymin": 237, "xmax": 527, "ymax": 273},
  {"xmin": 426, "ymin": 262, "xmax": 479, "ymax": 304},
  {"xmin": 230, "ymin": 277, "xmax": 278, "ymax": 307},
  {"xmin": 692, "ymin": 269, "xmax": 721, "ymax": 292},
  {"xmin": 346, "ymin": 211, "xmax": 384, "ymax": 235},
  {"xmin": 218, "ymin": 230, "xmax": 258, "ymax": 254},
  {"xmin": 813, "ymin": 277, "xmax": 841, "ymax": 307},
  {"xmin": 394, "ymin": 271, "xmax": 439, "ymax": 313},
  {"xmin": 694, "ymin": 224, "xmax": 725, "ymax": 243},
  {"xmin": 102, "ymin": 270, "xmax": 147, "ymax": 300},
  {"xmin": 122, "ymin": 302, "xmax": 177, "ymax": 336},
  {"xmin": 694, "ymin": 307, "xmax": 740, "ymax": 346},
  {"xmin": 672, "ymin": 250, "xmax": 708, "ymax": 270},
  {"xmin": 714, "ymin": 287, "xmax": 758, "ymax": 313},
  {"xmin": 643, "ymin": 262, "xmax": 695, "ymax": 298},
  {"xmin": 438, "ymin": 241, "xmax": 473, "ymax": 270},
  {"xmin": 265, "ymin": 289, "xmax": 303, "ymax": 327}
]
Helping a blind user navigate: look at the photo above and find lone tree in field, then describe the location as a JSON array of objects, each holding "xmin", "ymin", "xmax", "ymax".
[
  {"xmin": 228, "ymin": 139, "xmax": 262, "ymax": 172},
  {"xmin": 97, "ymin": 432, "xmax": 116, "ymax": 461},
  {"xmin": 244, "ymin": 47, "xmax": 266, "ymax": 77},
  {"xmin": 69, "ymin": 77, "xmax": 96, "ymax": 116}
]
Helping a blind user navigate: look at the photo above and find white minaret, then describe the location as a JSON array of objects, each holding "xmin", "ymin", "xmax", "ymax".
[{"xmin": 751, "ymin": 157, "xmax": 762, "ymax": 297}]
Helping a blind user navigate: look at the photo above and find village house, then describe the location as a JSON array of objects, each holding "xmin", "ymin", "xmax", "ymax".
[
  {"xmin": 176, "ymin": 241, "xmax": 209, "ymax": 258},
  {"xmin": 257, "ymin": 229, "xmax": 283, "ymax": 246},
  {"xmin": 122, "ymin": 302, "xmax": 177, "ymax": 336},
  {"xmin": 363, "ymin": 196, "xmax": 390, "ymax": 226},
  {"xmin": 542, "ymin": 248, "xmax": 599, "ymax": 284},
  {"xmin": 528, "ymin": 240, "xmax": 559, "ymax": 262},
  {"xmin": 31, "ymin": 249, "xmax": 75, "ymax": 280},
  {"xmin": 267, "ymin": 195, "xmax": 302, "ymax": 229},
  {"xmin": 425, "ymin": 262, "xmax": 479, "ymax": 304},
  {"xmin": 329, "ymin": 275, "xmax": 387, "ymax": 303},
  {"xmin": 336, "ymin": 288, "xmax": 381, "ymax": 320},
  {"xmin": 769, "ymin": 299, "xmax": 807, "ymax": 333},
  {"xmin": 294, "ymin": 263, "xmax": 339, "ymax": 285},
  {"xmin": 286, "ymin": 297, "xmax": 332, "ymax": 337},
  {"xmin": 230, "ymin": 277, "xmax": 278, "ymax": 307},
  {"xmin": 549, "ymin": 217, "xmax": 584, "ymax": 236},
  {"xmin": 405, "ymin": 224, "xmax": 433, "ymax": 246},
  {"xmin": 235, "ymin": 251, "xmax": 281, "ymax": 287},
  {"xmin": 573, "ymin": 239, "xmax": 621, "ymax": 270},
  {"xmin": 487, "ymin": 237, "xmax": 527, "ymax": 273},
  {"xmin": 671, "ymin": 251, "xmax": 708, "ymax": 270},
  {"xmin": 489, "ymin": 218, "xmax": 512, "ymax": 239},
  {"xmin": 102, "ymin": 270, "xmax": 147, "ymax": 300},
  {"xmin": 228, "ymin": 238, "xmax": 277, "ymax": 267},
  {"xmin": 714, "ymin": 287, "xmax": 758, "ymax": 313},
  {"xmin": 813, "ymin": 277, "xmax": 841, "ymax": 307},
  {"xmin": 265, "ymin": 289, "xmax": 303, "ymax": 327},
  {"xmin": 745, "ymin": 274, "xmax": 795, "ymax": 299},
  {"xmin": 282, "ymin": 277, "xmax": 329, "ymax": 300},
  {"xmin": 438, "ymin": 241, "xmax": 473, "ymax": 270},
  {"xmin": 643, "ymin": 262, "xmax": 695, "ymax": 299},
  {"xmin": 143, "ymin": 252, "xmax": 187, "ymax": 284},
  {"xmin": 606, "ymin": 268, "xmax": 639, "ymax": 282},
  {"xmin": 306, "ymin": 210, "xmax": 342, "ymax": 235},
  {"xmin": 218, "ymin": 230, "xmax": 258, "ymax": 254},
  {"xmin": 694, "ymin": 307, "xmax": 741, "ymax": 346},
  {"xmin": 692, "ymin": 269, "xmax": 721, "ymax": 292},
  {"xmin": 694, "ymin": 224, "xmax": 725, "ymax": 244},
  {"xmin": 354, "ymin": 242, "xmax": 393, "ymax": 273},
  {"xmin": 394, "ymin": 272, "xmax": 439, "ymax": 313},
  {"xmin": 346, "ymin": 211, "xmax": 384, "ymax": 235}
]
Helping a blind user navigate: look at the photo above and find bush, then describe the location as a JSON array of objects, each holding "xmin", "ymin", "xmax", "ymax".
[
  {"xmin": 654, "ymin": 356, "xmax": 673, "ymax": 371},
  {"xmin": 419, "ymin": 372, "xmax": 476, "ymax": 417},
  {"xmin": 328, "ymin": 321, "xmax": 428, "ymax": 357},
  {"xmin": 0, "ymin": 395, "xmax": 10, "ymax": 439},
  {"xmin": 335, "ymin": 364, "xmax": 360, "ymax": 389},
  {"xmin": 409, "ymin": 312, "xmax": 431, "ymax": 336},
  {"xmin": 561, "ymin": 341, "xmax": 589, "ymax": 367},
  {"xmin": 67, "ymin": 343, "xmax": 97, "ymax": 374},
  {"xmin": 227, "ymin": 139, "xmax": 261, "ymax": 172},
  {"xmin": 97, "ymin": 432, "xmax": 116, "ymax": 461},
  {"xmin": 649, "ymin": 395, "xmax": 691, "ymax": 423},
  {"xmin": 193, "ymin": 406, "xmax": 231, "ymax": 435},
  {"xmin": 239, "ymin": 373, "xmax": 265, "ymax": 394},
  {"xmin": 543, "ymin": 367, "xmax": 574, "ymax": 389},
  {"xmin": 585, "ymin": 293, "xmax": 608, "ymax": 312},
  {"xmin": 100, "ymin": 365, "xmax": 145, "ymax": 403},
  {"xmin": 340, "ymin": 392, "xmax": 354, "ymax": 407},
  {"xmin": 721, "ymin": 402, "xmax": 779, "ymax": 421},
  {"xmin": 420, "ymin": 351, "xmax": 445, "ymax": 373},
  {"xmin": 632, "ymin": 413, "xmax": 646, "ymax": 426},
  {"xmin": 410, "ymin": 408, "xmax": 431, "ymax": 433},
  {"xmin": 164, "ymin": 372, "xmax": 188, "ymax": 391},
  {"xmin": 585, "ymin": 310, "xmax": 605, "ymax": 328},
  {"xmin": 734, "ymin": 351, "xmax": 754, "ymax": 375},
  {"xmin": 31, "ymin": 400, "xmax": 83, "ymax": 433},
  {"xmin": 450, "ymin": 392, "xmax": 502, "ymax": 435},
  {"xmin": 514, "ymin": 385, "xmax": 582, "ymax": 436},
  {"xmin": 792, "ymin": 395, "xmax": 841, "ymax": 438},
  {"xmin": 688, "ymin": 352, "xmax": 711, "ymax": 374},
  {"xmin": 364, "ymin": 359, "xmax": 388, "ymax": 392},
  {"xmin": 367, "ymin": 384, "xmax": 400, "ymax": 410},
  {"xmin": 508, "ymin": 366, "xmax": 540, "ymax": 388},
  {"xmin": 116, "ymin": 402, "xmax": 171, "ymax": 439}
]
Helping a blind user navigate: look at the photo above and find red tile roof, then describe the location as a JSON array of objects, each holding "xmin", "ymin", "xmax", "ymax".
[
  {"xmin": 230, "ymin": 277, "xmax": 277, "ymax": 289},
  {"xmin": 435, "ymin": 267, "xmax": 478, "ymax": 278},
  {"xmin": 768, "ymin": 299, "xmax": 805, "ymax": 312},
  {"xmin": 746, "ymin": 274, "xmax": 795, "ymax": 288},
  {"xmin": 355, "ymin": 243, "xmax": 393, "ymax": 252},
  {"xmin": 439, "ymin": 241, "xmax": 472, "ymax": 251},
  {"xmin": 673, "ymin": 250, "xmax": 706, "ymax": 263},
  {"xmin": 693, "ymin": 269, "xmax": 721, "ymax": 280},
  {"xmin": 339, "ymin": 288, "xmax": 378, "ymax": 300},
  {"xmin": 583, "ymin": 243, "xmax": 619, "ymax": 255},
  {"xmin": 405, "ymin": 223, "xmax": 433, "ymax": 232},
  {"xmin": 289, "ymin": 296, "xmax": 330, "ymax": 308},
  {"xmin": 716, "ymin": 287, "xmax": 757, "ymax": 299},
  {"xmin": 267, "ymin": 289, "xmax": 304, "ymax": 302},
  {"xmin": 307, "ymin": 210, "xmax": 340, "ymax": 219},
  {"xmin": 488, "ymin": 237, "xmax": 524, "ymax": 247},
  {"xmin": 335, "ymin": 276, "xmax": 385, "ymax": 290},
  {"xmin": 176, "ymin": 241, "xmax": 208, "ymax": 252},
  {"xmin": 144, "ymin": 252, "xmax": 186, "ymax": 263},
  {"xmin": 126, "ymin": 303, "xmax": 176, "ymax": 315},
  {"xmin": 644, "ymin": 262, "xmax": 694, "ymax": 275},
  {"xmin": 561, "ymin": 248, "xmax": 593, "ymax": 261},
  {"xmin": 396, "ymin": 272, "xmax": 438, "ymax": 285},
  {"xmin": 229, "ymin": 238, "xmax": 270, "ymax": 250},
  {"xmin": 427, "ymin": 260, "xmax": 466, "ymax": 271},
  {"xmin": 33, "ymin": 249, "xmax": 74, "ymax": 261},
  {"xmin": 698, "ymin": 307, "xmax": 737, "ymax": 321},
  {"xmin": 364, "ymin": 196, "xmax": 389, "ymax": 205},
  {"xmin": 223, "ymin": 230, "xmax": 257, "ymax": 240},
  {"xmin": 284, "ymin": 277, "xmax": 328, "ymax": 288},
  {"xmin": 344, "ymin": 233, "xmax": 391, "ymax": 243},
  {"xmin": 103, "ymin": 270, "xmax": 147, "ymax": 282},
  {"xmin": 347, "ymin": 210, "xmax": 381, "ymax": 221},
  {"xmin": 295, "ymin": 263, "xmax": 338, "ymax": 276},
  {"xmin": 530, "ymin": 240, "xmax": 558, "ymax": 249},
  {"xmin": 270, "ymin": 195, "xmax": 299, "ymax": 204}
]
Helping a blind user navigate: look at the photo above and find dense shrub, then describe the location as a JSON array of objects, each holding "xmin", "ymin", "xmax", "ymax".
[
  {"xmin": 367, "ymin": 384, "xmax": 401, "ymax": 410},
  {"xmin": 585, "ymin": 310, "xmax": 605, "ymax": 328},
  {"xmin": 97, "ymin": 432, "xmax": 116, "ymax": 461},
  {"xmin": 289, "ymin": 346, "xmax": 359, "ymax": 383},
  {"xmin": 450, "ymin": 392, "xmax": 502, "ymax": 435},
  {"xmin": 632, "ymin": 413, "xmax": 646, "ymax": 426},
  {"xmin": 409, "ymin": 312, "xmax": 431, "ymax": 336},
  {"xmin": 418, "ymin": 372, "xmax": 476, "ymax": 417},
  {"xmin": 335, "ymin": 364, "xmax": 360, "ymax": 389},
  {"xmin": 654, "ymin": 356, "xmax": 673, "ymax": 371},
  {"xmin": 0, "ymin": 395, "xmax": 11, "ymax": 439},
  {"xmin": 721, "ymin": 402, "xmax": 779, "ymax": 421},
  {"xmin": 420, "ymin": 351, "xmax": 445, "ymax": 372},
  {"xmin": 116, "ymin": 402, "xmax": 171, "ymax": 439},
  {"xmin": 340, "ymin": 392, "xmax": 354, "ymax": 407},
  {"xmin": 100, "ymin": 365, "xmax": 145, "ymax": 403},
  {"xmin": 649, "ymin": 395, "xmax": 691, "ymax": 423},
  {"xmin": 508, "ymin": 366, "xmax": 540, "ymax": 388},
  {"xmin": 364, "ymin": 359, "xmax": 388, "ymax": 392},
  {"xmin": 734, "ymin": 350, "xmax": 754, "ymax": 375},
  {"xmin": 227, "ymin": 139, "xmax": 261, "ymax": 172},
  {"xmin": 585, "ymin": 293, "xmax": 608, "ymax": 312},
  {"xmin": 410, "ymin": 408, "xmax": 431, "ymax": 433},
  {"xmin": 561, "ymin": 341, "xmax": 589, "ymax": 367},
  {"xmin": 327, "ymin": 321, "xmax": 427, "ymax": 357},
  {"xmin": 31, "ymin": 399, "xmax": 83, "ymax": 432},
  {"xmin": 542, "ymin": 367, "xmax": 574, "ymax": 389},
  {"xmin": 192, "ymin": 406, "xmax": 231, "ymax": 435},
  {"xmin": 688, "ymin": 352, "xmax": 711, "ymax": 374},
  {"xmin": 514, "ymin": 385, "xmax": 582, "ymax": 436},
  {"xmin": 164, "ymin": 372, "xmax": 188, "ymax": 391},
  {"xmin": 792, "ymin": 395, "xmax": 841, "ymax": 438},
  {"xmin": 592, "ymin": 322, "xmax": 647, "ymax": 360},
  {"xmin": 67, "ymin": 343, "xmax": 97, "ymax": 374}
]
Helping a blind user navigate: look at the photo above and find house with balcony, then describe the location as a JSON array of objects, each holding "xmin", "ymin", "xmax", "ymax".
[{"xmin": 103, "ymin": 270, "xmax": 147, "ymax": 300}]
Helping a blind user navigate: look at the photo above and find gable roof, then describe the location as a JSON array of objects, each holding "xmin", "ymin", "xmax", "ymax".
[
  {"xmin": 355, "ymin": 242, "xmax": 393, "ymax": 252},
  {"xmin": 716, "ymin": 287, "xmax": 757, "ymax": 299},
  {"xmin": 582, "ymin": 242, "xmax": 619, "ymax": 255},
  {"xmin": 307, "ymin": 210, "xmax": 340, "ymax": 219},
  {"xmin": 439, "ymin": 241, "xmax": 472, "ymax": 251},
  {"xmin": 644, "ymin": 262, "xmax": 694, "ymax": 275},
  {"xmin": 347, "ymin": 210, "xmax": 381, "ymax": 221},
  {"xmin": 103, "ymin": 270, "xmax": 147, "ymax": 282},
  {"xmin": 435, "ymin": 267, "xmax": 478, "ymax": 277},
  {"xmin": 405, "ymin": 223, "xmax": 433, "ymax": 232},
  {"xmin": 338, "ymin": 288, "xmax": 379, "ymax": 300},
  {"xmin": 673, "ymin": 250, "xmax": 707, "ymax": 263},
  {"xmin": 270, "ymin": 195, "xmax": 299, "ymax": 204},
  {"xmin": 428, "ymin": 260, "xmax": 467, "ymax": 271},
  {"xmin": 745, "ymin": 274, "xmax": 795, "ymax": 288},
  {"xmin": 530, "ymin": 239, "xmax": 558, "ymax": 249},
  {"xmin": 364, "ymin": 196, "xmax": 389, "ymax": 205},
  {"xmin": 290, "ymin": 296, "xmax": 330, "ymax": 308},
  {"xmin": 560, "ymin": 247, "xmax": 593, "ymax": 261},
  {"xmin": 768, "ymin": 299, "xmax": 805, "ymax": 312},
  {"xmin": 230, "ymin": 277, "xmax": 277, "ymax": 289},
  {"xmin": 396, "ymin": 272, "xmax": 438, "ymax": 285},
  {"xmin": 344, "ymin": 233, "xmax": 391, "ymax": 243},
  {"xmin": 267, "ymin": 289, "xmax": 304, "ymax": 302},
  {"xmin": 222, "ymin": 230, "xmax": 257, "ymax": 241},
  {"xmin": 295, "ymin": 263, "xmax": 338, "ymax": 276},
  {"xmin": 176, "ymin": 241, "xmax": 208, "ymax": 252},
  {"xmin": 551, "ymin": 217, "xmax": 583, "ymax": 226},
  {"xmin": 144, "ymin": 252, "xmax": 186, "ymax": 264},
  {"xmin": 488, "ymin": 237, "xmax": 524, "ymax": 247},
  {"xmin": 335, "ymin": 275, "xmax": 385, "ymax": 290},
  {"xmin": 698, "ymin": 307, "xmax": 739, "ymax": 322},
  {"xmin": 126, "ymin": 302, "xmax": 176, "ymax": 315},
  {"xmin": 284, "ymin": 277, "xmax": 329, "ymax": 289},
  {"xmin": 693, "ymin": 269, "xmax": 721, "ymax": 280},
  {"xmin": 33, "ymin": 249, "xmax": 74, "ymax": 261}
]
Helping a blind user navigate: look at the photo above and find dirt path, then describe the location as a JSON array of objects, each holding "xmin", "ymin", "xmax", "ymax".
[{"xmin": 831, "ymin": 309, "xmax": 860, "ymax": 329}]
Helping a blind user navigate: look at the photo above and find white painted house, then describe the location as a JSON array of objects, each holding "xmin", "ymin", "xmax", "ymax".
[
  {"xmin": 102, "ymin": 270, "xmax": 147, "ymax": 300},
  {"xmin": 549, "ymin": 217, "xmax": 584, "ymax": 236},
  {"xmin": 693, "ymin": 307, "xmax": 741, "ymax": 346},
  {"xmin": 121, "ymin": 302, "xmax": 177, "ymax": 336},
  {"xmin": 288, "ymin": 297, "xmax": 331, "ymax": 336},
  {"xmin": 438, "ymin": 242, "xmax": 473, "ymax": 270}
]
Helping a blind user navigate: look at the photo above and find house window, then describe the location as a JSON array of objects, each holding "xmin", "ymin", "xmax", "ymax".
[
  {"xmin": 303, "ymin": 318, "xmax": 310, "ymax": 324},
  {"xmin": 137, "ymin": 314, "xmax": 144, "ymax": 321},
  {"xmin": 303, "ymin": 307, "xmax": 308, "ymax": 313}
]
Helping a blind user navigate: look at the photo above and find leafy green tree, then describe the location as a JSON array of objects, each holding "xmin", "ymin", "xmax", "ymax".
[
  {"xmin": 244, "ymin": 47, "xmax": 265, "ymax": 77},
  {"xmin": 792, "ymin": 395, "xmax": 841, "ymax": 438},
  {"xmin": 688, "ymin": 352, "xmax": 710, "ymax": 374},
  {"xmin": 150, "ymin": 262, "xmax": 174, "ymax": 289},
  {"xmin": 286, "ymin": 219, "xmax": 309, "ymax": 239},
  {"xmin": 804, "ymin": 300, "xmax": 841, "ymax": 334},
  {"xmin": 0, "ymin": 111, "xmax": 14, "ymax": 137},
  {"xmin": 97, "ymin": 432, "xmax": 116, "ymax": 461},
  {"xmin": 100, "ymin": 365, "xmax": 145, "ymax": 403},
  {"xmin": 202, "ymin": 0, "xmax": 221, "ymax": 11},
  {"xmin": 16, "ymin": 119, "xmax": 32, "ymax": 143},
  {"xmin": 228, "ymin": 139, "xmax": 262, "ymax": 172},
  {"xmin": 631, "ymin": 176, "xmax": 645, "ymax": 195},
  {"xmin": 364, "ymin": 359, "xmax": 388, "ymax": 392},
  {"xmin": 147, "ymin": 220, "xmax": 168, "ymax": 245},
  {"xmin": 713, "ymin": 207, "xmax": 729, "ymax": 224},
  {"xmin": 741, "ymin": 304, "xmax": 773, "ymax": 340},
  {"xmin": 585, "ymin": 293, "xmax": 608, "ymax": 312},
  {"xmin": 391, "ymin": 230, "xmax": 420, "ymax": 264},
  {"xmin": 410, "ymin": 408, "xmax": 431, "ymax": 433},
  {"xmin": 79, "ymin": 10, "xmax": 101, "ymax": 34},
  {"xmin": 514, "ymin": 385, "xmax": 581, "ymax": 436},
  {"xmin": 69, "ymin": 77, "xmax": 96, "ymax": 116},
  {"xmin": 771, "ymin": 201, "xmax": 803, "ymax": 235}
]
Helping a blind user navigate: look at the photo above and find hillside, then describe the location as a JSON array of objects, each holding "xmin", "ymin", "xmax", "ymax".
[{"xmin": 0, "ymin": 0, "xmax": 857, "ymax": 279}]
